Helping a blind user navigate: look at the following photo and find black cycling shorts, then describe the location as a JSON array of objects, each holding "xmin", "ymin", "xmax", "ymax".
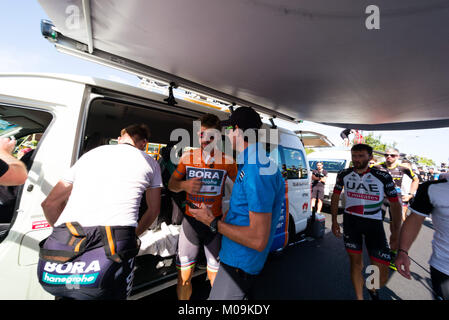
[
  {"xmin": 342, "ymin": 213, "xmax": 392, "ymax": 266},
  {"xmin": 176, "ymin": 215, "xmax": 221, "ymax": 273}
]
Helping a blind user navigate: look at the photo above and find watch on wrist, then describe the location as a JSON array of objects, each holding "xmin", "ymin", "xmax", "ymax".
[{"xmin": 209, "ymin": 217, "xmax": 220, "ymax": 234}]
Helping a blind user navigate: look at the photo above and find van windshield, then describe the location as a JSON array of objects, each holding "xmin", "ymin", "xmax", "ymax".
[{"xmin": 309, "ymin": 159, "xmax": 346, "ymax": 173}]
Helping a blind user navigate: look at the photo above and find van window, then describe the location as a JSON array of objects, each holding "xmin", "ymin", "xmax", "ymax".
[
  {"xmin": 279, "ymin": 147, "xmax": 308, "ymax": 180},
  {"xmin": 309, "ymin": 159, "xmax": 346, "ymax": 173},
  {"xmin": 0, "ymin": 105, "xmax": 53, "ymax": 243},
  {"xmin": 81, "ymin": 98, "xmax": 196, "ymax": 154},
  {"xmin": 145, "ymin": 143, "xmax": 166, "ymax": 160},
  {"xmin": 107, "ymin": 139, "xmax": 167, "ymax": 160}
]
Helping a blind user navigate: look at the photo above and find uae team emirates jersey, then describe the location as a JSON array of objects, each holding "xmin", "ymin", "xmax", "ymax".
[
  {"xmin": 173, "ymin": 149, "xmax": 237, "ymax": 217},
  {"xmin": 334, "ymin": 167, "xmax": 399, "ymax": 220}
]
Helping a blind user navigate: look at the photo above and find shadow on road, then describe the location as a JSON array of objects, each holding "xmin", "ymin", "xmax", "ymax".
[
  {"xmin": 144, "ymin": 211, "xmax": 435, "ymax": 300},
  {"xmin": 410, "ymin": 271, "xmax": 436, "ymax": 298},
  {"xmin": 380, "ymin": 286, "xmax": 402, "ymax": 300}
]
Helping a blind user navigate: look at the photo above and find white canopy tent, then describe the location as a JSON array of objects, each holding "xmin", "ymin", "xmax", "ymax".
[{"xmin": 38, "ymin": 0, "xmax": 449, "ymax": 130}]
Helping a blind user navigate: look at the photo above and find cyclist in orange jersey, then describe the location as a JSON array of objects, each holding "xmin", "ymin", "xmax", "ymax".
[{"xmin": 168, "ymin": 113, "xmax": 237, "ymax": 300}]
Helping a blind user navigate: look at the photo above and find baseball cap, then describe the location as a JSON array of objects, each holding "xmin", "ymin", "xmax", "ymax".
[{"xmin": 220, "ymin": 107, "xmax": 263, "ymax": 131}]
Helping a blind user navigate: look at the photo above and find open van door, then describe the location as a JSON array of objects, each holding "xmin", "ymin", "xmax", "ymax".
[
  {"xmin": 0, "ymin": 73, "xmax": 237, "ymax": 299},
  {"xmin": 295, "ymin": 130, "xmax": 335, "ymax": 148}
]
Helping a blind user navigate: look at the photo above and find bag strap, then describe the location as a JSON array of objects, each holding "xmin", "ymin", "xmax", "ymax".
[
  {"xmin": 100, "ymin": 226, "xmax": 141, "ymax": 263},
  {"xmin": 39, "ymin": 239, "xmax": 84, "ymax": 264},
  {"xmin": 39, "ymin": 222, "xmax": 88, "ymax": 263},
  {"xmin": 100, "ymin": 226, "xmax": 122, "ymax": 263},
  {"xmin": 65, "ymin": 222, "xmax": 87, "ymax": 253},
  {"xmin": 39, "ymin": 224, "xmax": 140, "ymax": 265}
]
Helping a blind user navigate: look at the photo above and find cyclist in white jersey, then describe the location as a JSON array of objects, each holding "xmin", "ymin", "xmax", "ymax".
[{"xmin": 396, "ymin": 178, "xmax": 449, "ymax": 300}]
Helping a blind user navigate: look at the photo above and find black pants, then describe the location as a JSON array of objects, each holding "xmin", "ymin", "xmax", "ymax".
[
  {"xmin": 431, "ymin": 266, "xmax": 449, "ymax": 300},
  {"xmin": 208, "ymin": 262, "xmax": 257, "ymax": 300}
]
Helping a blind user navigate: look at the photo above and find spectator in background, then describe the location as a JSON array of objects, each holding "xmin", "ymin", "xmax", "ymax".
[
  {"xmin": 373, "ymin": 148, "xmax": 419, "ymax": 221},
  {"xmin": 158, "ymin": 142, "xmax": 185, "ymax": 225},
  {"xmin": 439, "ymin": 169, "xmax": 449, "ymax": 180},
  {"xmin": 0, "ymin": 137, "xmax": 28, "ymax": 186},
  {"xmin": 428, "ymin": 168, "xmax": 436, "ymax": 181},
  {"xmin": 340, "ymin": 129, "xmax": 354, "ymax": 147},
  {"xmin": 353, "ymin": 130, "xmax": 364, "ymax": 144},
  {"xmin": 281, "ymin": 164, "xmax": 288, "ymax": 179},
  {"xmin": 311, "ymin": 162, "xmax": 328, "ymax": 214},
  {"xmin": 400, "ymin": 160, "xmax": 415, "ymax": 205},
  {"xmin": 434, "ymin": 170, "xmax": 441, "ymax": 181},
  {"xmin": 417, "ymin": 166, "xmax": 426, "ymax": 183},
  {"xmin": 340, "ymin": 129, "xmax": 363, "ymax": 147}
]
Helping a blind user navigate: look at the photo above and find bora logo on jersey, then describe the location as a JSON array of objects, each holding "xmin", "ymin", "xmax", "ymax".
[
  {"xmin": 186, "ymin": 167, "xmax": 226, "ymax": 196},
  {"xmin": 42, "ymin": 260, "xmax": 101, "ymax": 285}
]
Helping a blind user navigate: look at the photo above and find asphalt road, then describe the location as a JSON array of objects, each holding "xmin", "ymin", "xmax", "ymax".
[{"xmin": 144, "ymin": 208, "xmax": 436, "ymax": 300}]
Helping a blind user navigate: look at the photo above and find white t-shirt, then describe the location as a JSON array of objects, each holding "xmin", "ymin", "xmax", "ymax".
[
  {"xmin": 409, "ymin": 179, "xmax": 449, "ymax": 275},
  {"xmin": 401, "ymin": 174, "xmax": 412, "ymax": 195},
  {"xmin": 55, "ymin": 144, "xmax": 163, "ymax": 227}
]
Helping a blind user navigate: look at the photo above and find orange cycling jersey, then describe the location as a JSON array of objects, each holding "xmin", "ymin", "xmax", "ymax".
[{"xmin": 173, "ymin": 149, "xmax": 237, "ymax": 217}]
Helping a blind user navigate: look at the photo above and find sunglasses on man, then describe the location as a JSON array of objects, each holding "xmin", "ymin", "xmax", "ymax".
[{"xmin": 385, "ymin": 154, "xmax": 399, "ymax": 158}]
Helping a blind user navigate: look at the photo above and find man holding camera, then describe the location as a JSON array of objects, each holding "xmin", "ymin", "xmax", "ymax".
[{"xmin": 311, "ymin": 162, "xmax": 327, "ymax": 213}]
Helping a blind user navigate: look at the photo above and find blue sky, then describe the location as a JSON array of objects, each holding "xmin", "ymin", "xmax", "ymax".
[
  {"xmin": 1, "ymin": 1, "xmax": 448, "ymax": 166},
  {"xmin": 0, "ymin": 1, "xmax": 137, "ymax": 84}
]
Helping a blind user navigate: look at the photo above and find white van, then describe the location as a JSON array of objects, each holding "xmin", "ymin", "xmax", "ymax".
[
  {"xmin": 0, "ymin": 73, "xmax": 312, "ymax": 299},
  {"xmin": 308, "ymin": 148, "xmax": 352, "ymax": 208}
]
